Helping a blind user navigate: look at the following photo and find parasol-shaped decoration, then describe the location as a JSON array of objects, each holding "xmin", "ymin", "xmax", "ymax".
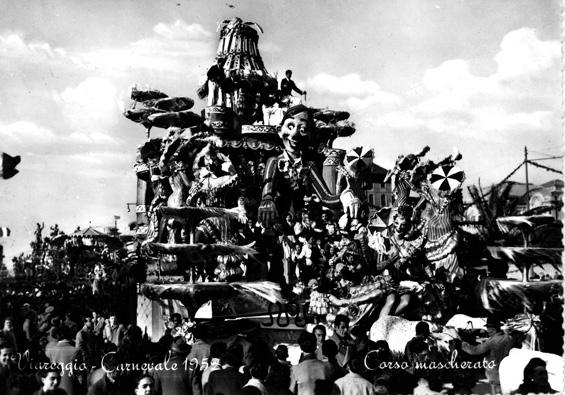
[
  {"xmin": 344, "ymin": 146, "xmax": 373, "ymax": 173},
  {"xmin": 429, "ymin": 165, "xmax": 465, "ymax": 192},
  {"xmin": 368, "ymin": 207, "xmax": 392, "ymax": 233}
]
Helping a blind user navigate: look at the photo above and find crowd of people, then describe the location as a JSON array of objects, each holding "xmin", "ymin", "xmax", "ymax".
[{"xmin": 0, "ymin": 301, "xmax": 559, "ymax": 395}]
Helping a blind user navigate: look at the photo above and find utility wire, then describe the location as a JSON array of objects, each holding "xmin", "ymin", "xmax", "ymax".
[
  {"xmin": 481, "ymin": 161, "xmax": 525, "ymax": 197},
  {"xmin": 529, "ymin": 149, "xmax": 561, "ymax": 157},
  {"xmin": 526, "ymin": 160, "xmax": 563, "ymax": 174}
]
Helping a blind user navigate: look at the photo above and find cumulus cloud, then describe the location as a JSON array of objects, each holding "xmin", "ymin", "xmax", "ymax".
[
  {"xmin": 361, "ymin": 28, "xmax": 560, "ymax": 143},
  {"xmin": 153, "ymin": 20, "xmax": 212, "ymax": 40},
  {"xmin": 422, "ymin": 60, "xmax": 492, "ymax": 95},
  {"xmin": 75, "ymin": 21, "xmax": 215, "ymax": 74},
  {"xmin": 346, "ymin": 92, "xmax": 402, "ymax": 111},
  {"xmin": 0, "ymin": 77, "xmax": 125, "ymax": 151},
  {"xmin": 0, "ymin": 121, "xmax": 58, "ymax": 147},
  {"xmin": 0, "ymin": 32, "xmax": 68, "ymax": 63},
  {"xmin": 494, "ymin": 28, "xmax": 560, "ymax": 80},
  {"xmin": 308, "ymin": 73, "xmax": 382, "ymax": 97},
  {"xmin": 0, "ymin": 20, "xmax": 215, "ymax": 76},
  {"xmin": 53, "ymin": 77, "xmax": 120, "ymax": 144},
  {"xmin": 307, "ymin": 73, "xmax": 402, "ymax": 111}
]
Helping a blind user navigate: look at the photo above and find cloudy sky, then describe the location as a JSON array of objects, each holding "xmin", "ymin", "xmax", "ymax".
[{"xmin": 0, "ymin": 0, "xmax": 562, "ymax": 261}]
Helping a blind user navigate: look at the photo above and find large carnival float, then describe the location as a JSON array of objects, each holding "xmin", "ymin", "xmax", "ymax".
[{"xmin": 123, "ymin": 18, "xmax": 562, "ymax": 351}]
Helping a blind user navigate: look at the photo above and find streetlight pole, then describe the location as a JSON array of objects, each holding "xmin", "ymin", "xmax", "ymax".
[{"xmin": 524, "ymin": 146, "xmax": 530, "ymax": 211}]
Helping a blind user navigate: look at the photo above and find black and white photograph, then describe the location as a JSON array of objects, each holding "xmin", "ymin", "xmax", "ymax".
[{"xmin": 0, "ymin": 1, "xmax": 562, "ymax": 394}]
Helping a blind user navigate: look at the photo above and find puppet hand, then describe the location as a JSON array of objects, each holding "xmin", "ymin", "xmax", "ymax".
[{"xmin": 340, "ymin": 188, "xmax": 361, "ymax": 218}]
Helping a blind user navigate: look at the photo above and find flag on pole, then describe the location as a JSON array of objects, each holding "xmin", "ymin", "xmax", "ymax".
[{"xmin": 0, "ymin": 153, "xmax": 21, "ymax": 179}]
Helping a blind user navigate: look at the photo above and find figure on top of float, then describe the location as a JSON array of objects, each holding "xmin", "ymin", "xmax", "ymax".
[
  {"xmin": 280, "ymin": 69, "xmax": 306, "ymax": 107},
  {"xmin": 205, "ymin": 57, "xmax": 236, "ymax": 108}
]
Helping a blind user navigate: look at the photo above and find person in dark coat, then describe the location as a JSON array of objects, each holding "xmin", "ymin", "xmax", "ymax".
[
  {"xmin": 207, "ymin": 348, "xmax": 245, "ymax": 395},
  {"xmin": 153, "ymin": 338, "xmax": 192, "ymax": 395},
  {"xmin": 280, "ymin": 70, "xmax": 305, "ymax": 105},
  {"xmin": 87, "ymin": 352, "xmax": 129, "ymax": 395},
  {"xmin": 45, "ymin": 327, "xmax": 82, "ymax": 395}
]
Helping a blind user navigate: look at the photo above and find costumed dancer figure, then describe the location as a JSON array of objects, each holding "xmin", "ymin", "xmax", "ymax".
[
  {"xmin": 376, "ymin": 205, "xmax": 427, "ymax": 318},
  {"xmin": 418, "ymin": 185, "xmax": 461, "ymax": 283},
  {"xmin": 145, "ymin": 173, "xmax": 171, "ymax": 244},
  {"xmin": 412, "ymin": 151, "xmax": 464, "ymax": 282},
  {"xmin": 384, "ymin": 146, "xmax": 430, "ymax": 208},
  {"xmin": 188, "ymin": 143, "xmax": 239, "ymax": 208}
]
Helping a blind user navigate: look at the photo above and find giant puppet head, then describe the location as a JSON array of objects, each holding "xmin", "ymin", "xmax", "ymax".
[{"xmin": 278, "ymin": 105, "xmax": 314, "ymax": 157}]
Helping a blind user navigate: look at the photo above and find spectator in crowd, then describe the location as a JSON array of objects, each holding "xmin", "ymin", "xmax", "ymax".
[
  {"xmin": 462, "ymin": 316, "xmax": 515, "ymax": 395},
  {"xmin": 21, "ymin": 303, "xmax": 37, "ymax": 348},
  {"xmin": 207, "ymin": 347, "xmax": 245, "ymax": 395},
  {"xmin": 153, "ymin": 338, "xmax": 192, "ymax": 395},
  {"xmin": 333, "ymin": 358, "xmax": 379, "ymax": 395},
  {"xmin": 34, "ymin": 368, "xmax": 67, "ymax": 395},
  {"xmin": 322, "ymin": 340, "xmax": 347, "ymax": 382},
  {"xmin": 404, "ymin": 322, "xmax": 431, "ymax": 367},
  {"xmin": 289, "ymin": 331, "xmax": 331, "ymax": 395},
  {"xmin": 103, "ymin": 314, "xmax": 125, "ymax": 347},
  {"xmin": 329, "ymin": 315, "xmax": 353, "ymax": 367},
  {"xmin": 512, "ymin": 357, "xmax": 557, "ymax": 395},
  {"xmin": 312, "ymin": 325, "xmax": 326, "ymax": 361},
  {"xmin": 243, "ymin": 362, "xmax": 269, "ymax": 395},
  {"xmin": 75, "ymin": 317, "xmax": 95, "ymax": 364},
  {"xmin": 350, "ymin": 326, "xmax": 377, "ymax": 363},
  {"xmin": 266, "ymin": 346, "xmax": 292, "ymax": 395},
  {"xmin": 134, "ymin": 374, "xmax": 156, "ymax": 395},
  {"xmin": 0, "ymin": 343, "xmax": 16, "ymax": 395},
  {"xmin": 38, "ymin": 306, "xmax": 55, "ymax": 333},
  {"xmin": 1, "ymin": 318, "xmax": 17, "ymax": 351},
  {"xmin": 45, "ymin": 327, "xmax": 81, "ymax": 395},
  {"xmin": 87, "ymin": 352, "xmax": 128, "ymax": 395},
  {"xmin": 202, "ymin": 342, "xmax": 226, "ymax": 394},
  {"xmin": 64, "ymin": 312, "xmax": 78, "ymax": 334},
  {"xmin": 120, "ymin": 325, "xmax": 145, "ymax": 365},
  {"xmin": 91, "ymin": 312, "xmax": 105, "ymax": 340},
  {"xmin": 186, "ymin": 324, "xmax": 211, "ymax": 369},
  {"xmin": 274, "ymin": 344, "xmax": 290, "ymax": 367}
]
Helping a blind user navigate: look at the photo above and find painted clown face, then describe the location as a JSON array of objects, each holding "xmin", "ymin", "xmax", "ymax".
[{"xmin": 279, "ymin": 111, "xmax": 310, "ymax": 155}]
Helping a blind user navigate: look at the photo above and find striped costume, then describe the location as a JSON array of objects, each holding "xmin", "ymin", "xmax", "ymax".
[{"xmin": 421, "ymin": 204, "xmax": 460, "ymax": 282}]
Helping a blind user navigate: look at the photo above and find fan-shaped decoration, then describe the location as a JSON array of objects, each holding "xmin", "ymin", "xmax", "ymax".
[
  {"xmin": 368, "ymin": 207, "xmax": 392, "ymax": 233},
  {"xmin": 429, "ymin": 165, "xmax": 465, "ymax": 192},
  {"xmin": 344, "ymin": 146, "xmax": 373, "ymax": 173}
]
